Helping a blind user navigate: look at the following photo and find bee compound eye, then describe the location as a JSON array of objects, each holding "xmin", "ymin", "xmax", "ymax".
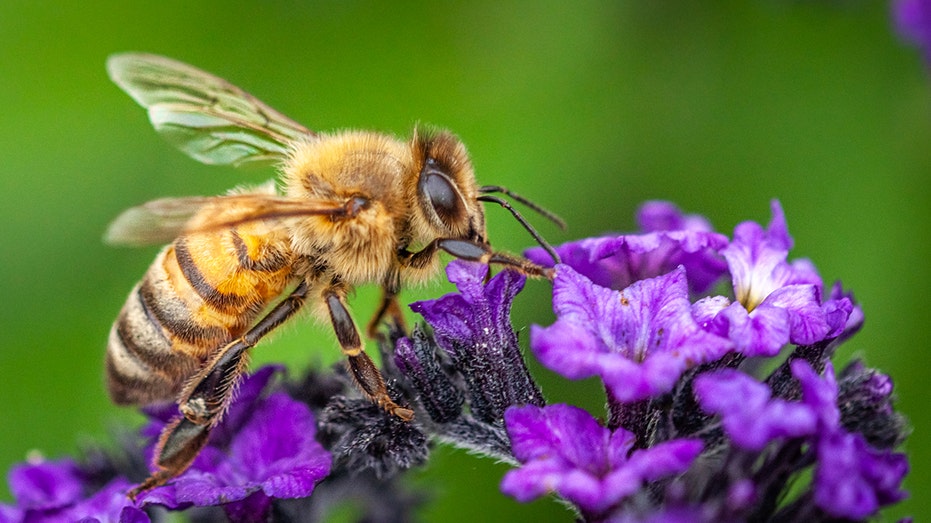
[{"xmin": 419, "ymin": 170, "xmax": 464, "ymax": 228}]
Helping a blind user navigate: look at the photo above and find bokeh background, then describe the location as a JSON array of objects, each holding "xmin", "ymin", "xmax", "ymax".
[{"xmin": 0, "ymin": 1, "xmax": 927, "ymax": 521}]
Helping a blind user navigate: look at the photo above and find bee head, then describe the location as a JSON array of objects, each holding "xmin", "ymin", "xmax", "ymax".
[
  {"xmin": 411, "ymin": 127, "xmax": 563, "ymax": 264},
  {"xmin": 412, "ymin": 129, "xmax": 487, "ymax": 244}
]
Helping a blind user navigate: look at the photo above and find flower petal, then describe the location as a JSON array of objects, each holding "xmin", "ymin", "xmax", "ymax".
[
  {"xmin": 141, "ymin": 367, "xmax": 331, "ymax": 515},
  {"xmin": 711, "ymin": 301, "xmax": 789, "ymax": 357},
  {"xmin": 527, "ymin": 230, "xmax": 728, "ymax": 294},
  {"xmin": 763, "ymin": 284, "xmax": 829, "ymax": 345},
  {"xmin": 694, "ymin": 370, "xmax": 817, "ymax": 450},
  {"xmin": 9, "ymin": 459, "xmax": 84, "ymax": 511},
  {"xmin": 534, "ymin": 265, "xmax": 731, "ymax": 402},
  {"xmin": 503, "ymin": 404, "xmax": 701, "ymax": 514}
]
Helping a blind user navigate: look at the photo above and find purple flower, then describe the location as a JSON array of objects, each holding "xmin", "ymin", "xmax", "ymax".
[
  {"xmin": 793, "ymin": 360, "xmax": 840, "ymax": 430},
  {"xmin": 793, "ymin": 361, "xmax": 909, "ymax": 518},
  {"xmin": 409, "ymin": 261, "xmax": 544, "ymax": 423},
  {"xmin": 9, "ymin": 458, "xmax": 84, "ymax": 512},
  {"xmin": 138, "ymin": 366, "xmax": 331, "ymax": 521},
  {"xmin": 636, "ymin": 201, "xmax": 717, "ymax": 234},
  {"xmin": 525, "ymin": 202, "xmax": 728, "ymax": 294},
  {"xmin": 66, "ymin": 479, "xmax": 150, "ymax": 523},
  {"xmin": 710, "ymin": 201, "xmax": 840, "ymax": 356},
  {"xmin": 685, "ymin": 358, "xmax": 910, "ymax": 521},
  {"xmin": 531, "ymin": 264, "xmax": 732, "ymax": 403},
  {"xmin": 894, "ymin": 0, "xmax": 931, "ymax": 63},
  {"xmin": 501, "ymin": 404, "xmax": 702, "ymax": 516},
  {"xmin": 815, "ymin": 431, "xmax": 909, "ymax": 520},
  {"xmin": 694, "ymin": 369, "xmax": 817, "ymax": 450},
  {"xmin": 2, "ymin": 458, "xmax": 147, "ymax": 523}
]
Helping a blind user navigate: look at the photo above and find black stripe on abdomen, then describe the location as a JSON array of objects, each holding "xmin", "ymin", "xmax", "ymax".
[
  {"xmin": 115, "ymin": 307, "xmax": 174, "ymax": 372},
  {"xmin": 174, "ymin": 238, "xmax": 250, "ymax": 310},
  {"xmin": 138, "ymin": 278, "xmax": 228, "ymax": 345},
  {"xmin": 105, "ymin": 346, "xmax": 177, "ymax": 405}
]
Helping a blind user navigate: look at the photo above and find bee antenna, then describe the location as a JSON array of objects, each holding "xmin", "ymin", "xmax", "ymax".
[
  {"xmin": 477, "ymin": 194, "xmax": 561, "ymax": 265},
  {"xmin": 478, "ymin": 185, "xmax": 566, "ymax": 230}
]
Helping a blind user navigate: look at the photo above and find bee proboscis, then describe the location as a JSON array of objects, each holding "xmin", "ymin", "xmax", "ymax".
[{"xmin": 104, "ymin": 53, "xmax": 562, "ymax": 497}]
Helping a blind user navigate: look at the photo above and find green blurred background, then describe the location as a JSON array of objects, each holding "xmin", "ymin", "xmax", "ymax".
[{"xmin": 0, "ymin": 1, "xmax": 927, "ymax": 521}]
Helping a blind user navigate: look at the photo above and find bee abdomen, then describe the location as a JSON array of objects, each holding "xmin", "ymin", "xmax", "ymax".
[
  {"xmin": 106, "ymin": 230, "xmax": 293, "ymax": 406},
  {"xmin": 106, "ymin": 283, "xmax": 200, "ymax": 405}
]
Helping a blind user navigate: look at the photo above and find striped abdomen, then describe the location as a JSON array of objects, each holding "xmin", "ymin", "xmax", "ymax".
[{"xmin": 106, "ymin": 225, "xmax": 294, "ymax": 405}]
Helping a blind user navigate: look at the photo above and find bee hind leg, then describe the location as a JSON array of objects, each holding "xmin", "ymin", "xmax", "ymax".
[
  {"xmin": 129, "ymin": 281, "xmax": 310, "ymax": 499},
  {"xmin": 128, "ymin": 416, "xmax": 211, "ymax": 500}
]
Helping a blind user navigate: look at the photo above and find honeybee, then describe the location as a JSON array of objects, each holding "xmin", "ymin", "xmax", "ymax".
[{"xmin": 103, "ymin": 53, "xmax": 562, "ymax": 497}]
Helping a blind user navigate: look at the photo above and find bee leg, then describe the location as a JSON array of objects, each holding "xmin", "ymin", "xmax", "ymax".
[
  {"xmin": 324, "ymin": 282, "xmax": 414, "ymax": 421},
  {"xmin": 127, "ymin": 342, "xmax": 251, "ymax": 500},
  {"xmin": 403, "ymin": 238, "xmax": 554, "ymax": 280},
  {"xmin": 129, "ymin": 281, "xmax": 310, "ymax": 500},
  {"xmin": 366, "ymin": 272, "xmax": 406, "ymax": 339},
  {"xmin": 127, "ymin": 416, "xmax": 212, "ymax": 499},
  {"xmin": 366, "ymin": 289, "xmax": 406, "ymax": 339}
]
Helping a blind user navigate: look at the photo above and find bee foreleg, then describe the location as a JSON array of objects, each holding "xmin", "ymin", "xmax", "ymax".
[
  {"xmin": 129, "ymin": 281, "xmax": 310, "ymax": 499},
  {"xmin": 324, "ymin": 282, "xmax": 414, "ymax": 421},
  {"xmin": 403, "ymin": 238, "xmax": 554, "ymax": 279}
]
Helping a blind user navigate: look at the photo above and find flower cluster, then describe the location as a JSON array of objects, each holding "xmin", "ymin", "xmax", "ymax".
[
  {"xmin": 509, "ymin": 201, "xmax": 908, "ymax": 521},
  {"xmin": 0, "ymin": 200, "xmax": 910, "ymax": 522}
]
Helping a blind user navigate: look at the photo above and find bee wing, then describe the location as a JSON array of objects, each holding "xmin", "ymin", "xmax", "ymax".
[
  {"xmin": 105, "ymin": 194, "xmax": 347, "ymax": 247},
  {"xmin": 107, "ymin": 53, "xmax": 315, "ymax": 167}
]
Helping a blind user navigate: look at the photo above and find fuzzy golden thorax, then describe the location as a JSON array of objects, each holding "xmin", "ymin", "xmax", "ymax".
[{"xmin": 282, "ymin": 130, "xmax": 413, "ymax": 285}]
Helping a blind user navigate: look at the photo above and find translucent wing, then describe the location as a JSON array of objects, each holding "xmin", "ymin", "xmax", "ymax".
[
  {"xmin": 107, "ymin": 53, "xmax": 315, "ymax": 167},
  {"xmin": 105, "ymin": 194, "xmax": 347, "ymax": 247}
]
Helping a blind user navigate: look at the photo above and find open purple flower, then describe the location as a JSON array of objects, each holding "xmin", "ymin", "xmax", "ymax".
[
  {"xmin": 694, "ymin": 359, "xmax": 908, "ymax": 520},
  {"xmin": 138, "ymin": 366, "xmax": 331, "ymax": 521},
  {"xmin": 708, "ymin": 201, "xmax": 842, "ymax": 356},
  {"xmin": 815, "ymin": 431, "xmax": 909, "ymax": 520},
  {"xmin": 531, "ymin": 264, "xmax": 732, "ymax": 403},
  {"xmin": 9, "ymin": 458, "xmax": 85, "ymax": 513},
  {"xmin": 2, "ymin": 458, "xmax": 147, "ymax": 523},
  {"xmin": 525, "ymin": 202, "xmax": 728, "ymax": 294},
  {"xmin": 501, "ymin": 403, "xmax": 702, "ymax": 517}
]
